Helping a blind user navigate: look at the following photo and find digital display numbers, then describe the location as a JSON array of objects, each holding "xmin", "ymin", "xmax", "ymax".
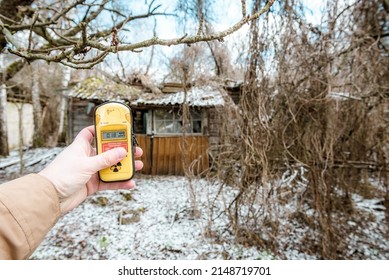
[{"xmin": 102, "ymin": 130, "xmax": 126, "ymax": 140}]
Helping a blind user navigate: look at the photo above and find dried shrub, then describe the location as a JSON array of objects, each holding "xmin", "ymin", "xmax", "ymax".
[{"xmin": 207, "ymin": 0, "xmax": 388, "ymax": 259}]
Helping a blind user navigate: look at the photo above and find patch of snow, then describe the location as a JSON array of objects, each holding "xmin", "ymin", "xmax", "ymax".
[{"xmin": 0, "ymin": 147, "xmax": 62, "ymax": 182}]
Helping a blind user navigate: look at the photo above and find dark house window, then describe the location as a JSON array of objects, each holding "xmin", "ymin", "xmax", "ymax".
[
  {"xmin": 153, "ymin": 109, "xmax": 203, "ymax": 134},
  {"xmin": 133, "ymin": 110, "xmax": 147, "ymax": 134}
]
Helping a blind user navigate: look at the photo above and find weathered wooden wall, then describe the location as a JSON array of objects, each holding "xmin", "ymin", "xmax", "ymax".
[
  {"xmin": 136, "ymin": 135, "xmax": 209, "ymax": 175},
  {"xmin": 68, "ymin": 99, "xmax": 93, "ymax": 142},
  {"xmin": 208, "ymin": 107, "xmax": 222, "ymax": 147}
]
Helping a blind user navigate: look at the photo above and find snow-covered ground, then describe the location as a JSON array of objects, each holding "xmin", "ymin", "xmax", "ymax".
[
  {"xmin": 31, "ymin": 176, "xmax": 276, "ymax": 260},
  {"xmin": 1, "ymin": 148, "xmax": 388, "ymax": 259}
]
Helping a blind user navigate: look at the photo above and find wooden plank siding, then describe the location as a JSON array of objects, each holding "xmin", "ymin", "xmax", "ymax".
[
  {"xmin": 135, "ymin": 135, "xmax": 209, "ymax": 175},
  {"xmin": 68, "ymin": 99, "xmax": 93, "ymax": 142}
]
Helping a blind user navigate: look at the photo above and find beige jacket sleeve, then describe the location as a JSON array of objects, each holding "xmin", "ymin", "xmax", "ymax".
[{"xmin": 0, "ymin": 174, "xmax": 61, "ymax": 260}]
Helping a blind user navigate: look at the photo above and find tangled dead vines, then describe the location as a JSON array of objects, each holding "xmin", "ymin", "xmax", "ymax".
[{"xmin": 207, "ymin": 0, "xmax": 388, "ymax": 259}]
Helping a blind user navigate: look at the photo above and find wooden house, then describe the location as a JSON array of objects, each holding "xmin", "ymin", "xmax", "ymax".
[{"xmin": 67, "ymin": 77, "xmax": 232, "ymax": 175}]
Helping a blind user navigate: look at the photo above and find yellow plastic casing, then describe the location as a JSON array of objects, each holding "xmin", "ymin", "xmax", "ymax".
[{"xmin": 94, "ymin": 101, "xmax": 135, "ymax": 182}]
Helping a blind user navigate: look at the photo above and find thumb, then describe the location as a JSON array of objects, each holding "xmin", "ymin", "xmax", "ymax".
[{"xmin": 89, "ymin": 148, "xmax": 127, "ymax": 172}]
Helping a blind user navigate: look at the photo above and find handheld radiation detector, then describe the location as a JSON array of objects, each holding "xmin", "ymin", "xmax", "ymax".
[{"xmin": 94, "ymin": 101, "xmax": 135, "ymax": 182}]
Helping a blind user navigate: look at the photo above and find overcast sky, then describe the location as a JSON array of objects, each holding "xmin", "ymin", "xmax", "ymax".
[{"xmin": 101, "ymin": 0, "xmax": 326, "ymax": 81}]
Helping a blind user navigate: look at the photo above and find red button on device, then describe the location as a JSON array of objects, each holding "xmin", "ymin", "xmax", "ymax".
[{"xmin": 102, "ymin": 142, "xmax": 128, "ymax": 152}]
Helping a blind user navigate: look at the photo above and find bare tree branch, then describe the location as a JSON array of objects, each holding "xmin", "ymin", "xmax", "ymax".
[{"xmin": 0, "ymin": 0, "xmax": 275, "ymax": 69}]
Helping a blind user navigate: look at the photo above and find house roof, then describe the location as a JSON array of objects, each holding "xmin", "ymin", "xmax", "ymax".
[
  {"xmin": 69, "ymin": 76, "xmax": 143, "ymax": 102},
  {"xmin": 70, "ymin": 76, "xmax": 228, "ymax": 107},
  {"xmin": 131, "ymin": 86, "xmax": 227, "ymax": 107}
]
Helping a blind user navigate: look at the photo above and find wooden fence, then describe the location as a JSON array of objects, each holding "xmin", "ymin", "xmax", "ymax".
[{"xmin": 135, "ymin": 135, "xmax": 209, "ymax": 175}]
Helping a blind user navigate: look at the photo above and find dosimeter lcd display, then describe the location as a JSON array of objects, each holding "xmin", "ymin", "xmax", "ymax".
[
  {"xmin": 102, "ymin": 131, "xmax": 126, "ymax": 140},
  {"xmin": 94, "ymin": 102, "xmax": 135, "ymax": 182}
]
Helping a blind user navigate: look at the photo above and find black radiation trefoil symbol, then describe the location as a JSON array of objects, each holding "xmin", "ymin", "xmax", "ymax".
[{"xmin": 110, "ymin": 162, "xmax": 122, "ymax": 172}]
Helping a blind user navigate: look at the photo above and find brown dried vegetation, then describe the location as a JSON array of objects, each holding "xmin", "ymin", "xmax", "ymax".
[{"xmin": 207, "ymin": 0, "xmax": 388, "ymax": 259}]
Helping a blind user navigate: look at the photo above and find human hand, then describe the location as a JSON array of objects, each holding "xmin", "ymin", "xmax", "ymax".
[{"xmin": 39, "ymin": 126, "xmax": 143, "ymax": 215}]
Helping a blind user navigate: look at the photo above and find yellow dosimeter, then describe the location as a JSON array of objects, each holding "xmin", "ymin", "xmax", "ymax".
[{"xmin": 94, "ymin": 101, "xmax": 135, "ymax": 182}]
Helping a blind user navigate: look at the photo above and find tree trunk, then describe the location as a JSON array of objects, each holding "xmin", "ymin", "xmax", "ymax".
[
  {"xmin": 0, "ymin": 1, "xmax": 32, "ymax": 154},
  {"xmin": 0, "ymin": 83, "xmax": 8, "ymax": 156},
  {"xmin": 0, "ymin": 55, "xmax": 9, "ymax": 156},
  {"xmin": 58, "ymin": 66, "xmax": 71, "ymax": 144},
  {"xmin": 16, "ymin": 103, "xmax": 24, "ymax": 174},
  {"xmin": 31, "ymin": 64, "xmax": 43, "ymax": 147}
]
